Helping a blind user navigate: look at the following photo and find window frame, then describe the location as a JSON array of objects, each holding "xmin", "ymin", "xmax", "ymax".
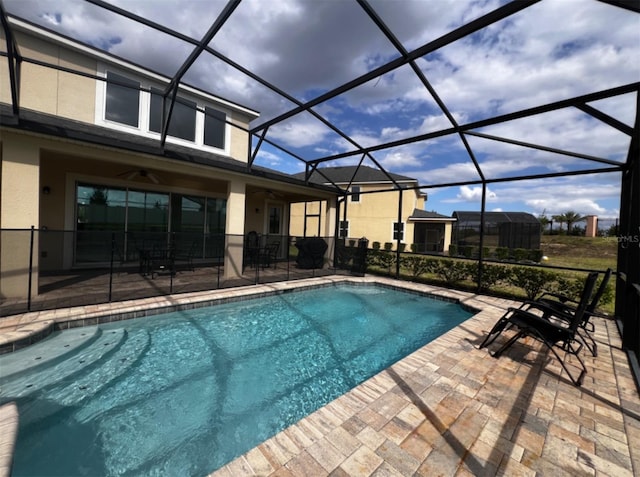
[
  {"xmin": 350, "ymin": 186, "xmax": 361, "ymax": 203},
  {"xmin": 95, "ymin": 65, "xmax": 230, "ymax": 155},
  {"xmin": 339, "ymin": 220, "xmax": 350, "ymax": 238},
  {"xmin": 392, "ymin": 221, "xmax": 405, "ymax": 242}
]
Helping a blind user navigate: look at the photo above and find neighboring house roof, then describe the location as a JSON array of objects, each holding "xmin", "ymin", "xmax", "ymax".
[
  {"xmin": 293, "ymin": 165, "xmax": 417, "ymax": 186},
  {"xmin": 409, "ymin": 209, "xmax": 457, "ymax": 222},
  {"xmin": 0, "ymin": 105, "xmax": 336, "ymax": 195}
]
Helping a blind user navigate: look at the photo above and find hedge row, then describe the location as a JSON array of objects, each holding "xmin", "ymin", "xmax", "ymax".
[
  {"xmin": 366, "ymin": 250, "xmax": 612, "ymax": 305},
  {"xmin": 449, "ymin": 244, "xmax": 544, "ymax": 262}
]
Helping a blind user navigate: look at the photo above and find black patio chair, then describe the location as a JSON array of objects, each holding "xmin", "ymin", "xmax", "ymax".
[
  {"xmin": 534, "ymin": 268, "xmax": 612, "ymax": 356},
  {"xmin": 244, "ymin": 231, "xmax": 260, "ymax": 269},
  {"xmin": 479, "ymin": 272, "xmax": 598, "ymax": 386},
  {"xmin": 259, "ymin": 240, "xmax": 280, "ymax": 269}
]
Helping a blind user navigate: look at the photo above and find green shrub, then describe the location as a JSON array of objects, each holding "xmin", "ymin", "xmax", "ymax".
[
  {"xmin": 401, "ymin": 256, "xmax": 432, "ymax": 278},
  {"xmin": 409, "ymin": 243, "xmax": 418, "ymax": 252},
  {"xmin": 512, "ymin": 248, "xmax": 529, "ymax": 262},
  {"xmin": 508, "ymin": 267, "xmax": 558, "ymax": 299},
  {"xmin": 468, "ymin": 263, "xmax": 511, "ymax": 292},
  {"xmin": 528, "ymin": 249, "xmax": 544, "ymax": 262},
  {"xmin": 495, "ymin": 247, "xmax": 510, "ymax": 260},
  {"xmin": 460, "ymin": 245, "xmax": 475, "ymax": 258},
  {"xmin": 482, "ymin": 247, "xmax": 491, "ymax": 259},
  {"xmin": 368, "ymin": 249, "xmax": 395, "ymax": 273},
  {"xmin": 448, "ymin": 244, "xmax": 458, "ymax": 256},
  {"xmin": 431, "ymin": 259, "xmax": 469, "ymax": 284},
  {"xmin": 372, "ymin": 241, "xmax": 381, "ymax": 250},
  {"xmin": 384, "ymin": 242, "xmax": 393, "ymax": 251},
  {"xmin": 348, "ymin": 239, "xmax": 356, "ymax": 247},
  {"xmin": 397, "ymin": 243, "xmax": 406, "ymax": 253}
]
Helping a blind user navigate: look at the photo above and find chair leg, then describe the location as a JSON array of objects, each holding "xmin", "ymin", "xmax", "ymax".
[
  {"xmin": 578, "ymin": 328, "xmax": 598, "ymax": 357},
  {"xmin": 490, "ymin": 329, "xmax": 525, "ymax": 358},
  {"xmin": 479, "ymin": 316, "xmax": 512, "ymax": 349},
  {"xmin": 547, "ymin": 340, "xmax": 586, "ymax": 386}
]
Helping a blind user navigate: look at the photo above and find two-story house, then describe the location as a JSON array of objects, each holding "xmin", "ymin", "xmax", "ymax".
[
  {"xmin": 290, "ymin": 166, "xmax": 454, "ymax": 253},
  {"xmin": 0, "ymin": 16, "xmax": 338, "ymax": 298}
]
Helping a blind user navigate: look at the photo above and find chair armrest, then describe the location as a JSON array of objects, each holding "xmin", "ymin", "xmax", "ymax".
[
  {"xmin": 536, "ymin": 291, "xmax": 576, "ymax": 304},
  {"xmin": 516, "ymin": 301, "xmax": 576, "ymax": 323}
]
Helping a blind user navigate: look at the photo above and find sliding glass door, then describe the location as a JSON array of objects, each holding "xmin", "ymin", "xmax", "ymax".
[{"xmin": 75, "ymin": 183, "xmax": 226, "ymax": 264}]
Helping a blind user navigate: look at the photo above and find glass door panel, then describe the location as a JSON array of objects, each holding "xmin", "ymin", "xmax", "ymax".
[{"xmin": 76, "ymin": 184, "xmax": 126, "ymax": 263}]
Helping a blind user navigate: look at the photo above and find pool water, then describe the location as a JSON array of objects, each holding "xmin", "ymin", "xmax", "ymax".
[{"xmin": 1, "ymin": 284, "xmax": 472, "ymax": 476}]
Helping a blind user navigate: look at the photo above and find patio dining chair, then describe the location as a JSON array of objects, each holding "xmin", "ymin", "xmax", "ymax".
[
  {"xmin": 479, "ymin": 272, "xmax": 598, "ymax": 386},
  {"xmin": 260, "ymin": 241, "xmax": 280, "ymax": 269},
  {"xmin": 534, "ymin": 268, "xmax": 612, "ymax": 356}
]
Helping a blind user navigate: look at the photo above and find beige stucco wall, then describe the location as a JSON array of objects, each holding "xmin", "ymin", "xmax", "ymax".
[
  {"xmin": 0, "ymin": 29, "xmax": 97, "ymax": 122},
  {"xmin": 290, "ymin": 186, "xmax": 426, "ymax": 250}
]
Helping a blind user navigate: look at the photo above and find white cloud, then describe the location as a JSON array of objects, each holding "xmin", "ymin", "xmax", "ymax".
[{"xmin": 456, "ymin": 185, "xmax": 497, "ymax": 202}]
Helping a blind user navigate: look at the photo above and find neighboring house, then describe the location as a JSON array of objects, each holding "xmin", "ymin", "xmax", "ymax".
[
  {"xmin": 0, "ymin": 17, "xmax": 337, "ymax": 298},
  {"xmin": 408, "ymin": 210, "xmax": 456, "ymax": 254},
  {"xmin": 291, "ymin": 166, "xmax": 452, "ymax": 252}
]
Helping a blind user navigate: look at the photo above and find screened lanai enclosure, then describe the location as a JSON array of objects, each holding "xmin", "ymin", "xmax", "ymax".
[
  {"xmin": 1, "ymin": 0, "xmax": 639, "ymax": 389},
  {"xmin": 452, "ymin": 211, "xmax": 541, "ymax": 253}
]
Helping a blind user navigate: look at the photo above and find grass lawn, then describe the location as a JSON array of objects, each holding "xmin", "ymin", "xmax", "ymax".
[{"xmin": 540, "ymin": 234, "xmax": 618, "ymax": 270}]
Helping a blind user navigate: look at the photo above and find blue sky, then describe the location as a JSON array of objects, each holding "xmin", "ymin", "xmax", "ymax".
[{"xmin": 5, "ymin": 0, "xmax": 639, "ymax": 227}]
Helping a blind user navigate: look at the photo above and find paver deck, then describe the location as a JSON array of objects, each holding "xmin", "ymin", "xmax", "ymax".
[{"xmin": 1, "ymin": 276, "xmax": 638, "ymax": 477}]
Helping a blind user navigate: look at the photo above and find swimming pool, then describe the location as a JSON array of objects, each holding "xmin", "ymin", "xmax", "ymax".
[{"xmin": 1, "ymin": 283, "xmax": 473, "ymax": 476}]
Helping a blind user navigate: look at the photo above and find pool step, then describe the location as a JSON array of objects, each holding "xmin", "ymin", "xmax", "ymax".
[
  {"xmin": 16, "ymin": 328, "xmax": 151, "ymax": 428},
  {"xmin": 0, "ymin": 326, "xmax": 100, "ymax": 383},
  {"xmin": 0, "ymin": 328, "xmax": 125, "ymax": 399}
]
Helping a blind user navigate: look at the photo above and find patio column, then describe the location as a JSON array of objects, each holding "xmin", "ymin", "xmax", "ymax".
[
  {"xmin": 1, "ymin": 135, "xmax": 40, "ymax": 298},
  {"xmin": 324, "ymin": 196, "xmax": 337, "ymax": 265},
  {"xmin": 224, "ymin": 179, "xmax": 246, "ymax": 280}
]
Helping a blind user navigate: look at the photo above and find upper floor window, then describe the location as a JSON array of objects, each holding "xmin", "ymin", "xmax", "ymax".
[
  {"xmin": 98, "ymin": 68, "xmax": 228, "ymax": 153},
  {"xmin": 351, "ymin": 186, "xmax": 361, "ymax": 202},
  {"xmin": 149, "ymin": 89, "xmax": 197, "ymax": 142},
  {"xmin": 105, "ymin": 72, "xmax": 140, "ymax": 127},
  {"xmin": 204, "ymin": 107, "xmax": 226, "ymax": 149}
]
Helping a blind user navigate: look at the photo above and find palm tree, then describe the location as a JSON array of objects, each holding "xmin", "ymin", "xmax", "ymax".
[
  {"xmin": 537, "ymin": 211, "xmax": 551, "ymax": 234},
  {"xmin": 552, "ymin": 214, "xmax": 566, "ymax": 233},
  {"xmin": 562, "ymin": 211, "xmax": 586, "ymax": 234}
]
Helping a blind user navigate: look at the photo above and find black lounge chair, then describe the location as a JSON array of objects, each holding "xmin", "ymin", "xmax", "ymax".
[
  {"xmin": 535, "ymin": 268, "xmax": 612, "ymax": 356},
  {"xmin": 479, "ymin": 272, "xmax": 599, "ymax": 386}
]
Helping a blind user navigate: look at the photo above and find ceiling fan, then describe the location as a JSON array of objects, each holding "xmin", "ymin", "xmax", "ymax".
[
  {"xmin": 117, "ymin": 169, "xmax": 161, "ymax": 184},
  {"xmin": 251, "ymin": 189, "xmax": 284, "ymax": 199}
]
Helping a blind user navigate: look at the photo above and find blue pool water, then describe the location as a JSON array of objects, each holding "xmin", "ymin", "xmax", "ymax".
[{"xmin": 1, "ymin": 284, "xmax": 472, "ymax": 476}]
